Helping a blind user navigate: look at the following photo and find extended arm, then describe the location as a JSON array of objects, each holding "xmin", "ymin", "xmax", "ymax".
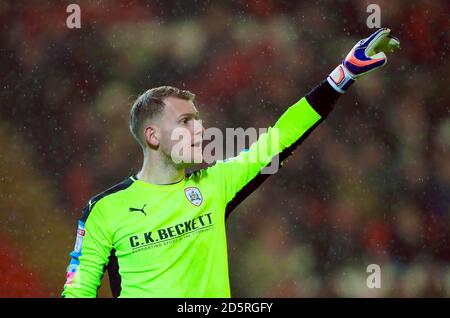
[{"xmin": 203, "ymin": 28, "xmax": 399, "ymax": 217}]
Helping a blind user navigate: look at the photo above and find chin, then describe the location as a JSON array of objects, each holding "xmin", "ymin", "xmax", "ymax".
[
  {"xmin": 186, "ymin": 153, "xmax": 203, "ymax": 165},
  {"xmin": 172, "ymin": 153, "xmax": 203, "ymax": 167}
]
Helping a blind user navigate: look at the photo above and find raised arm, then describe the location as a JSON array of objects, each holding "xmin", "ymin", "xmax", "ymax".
[{"xmin": 204, "ymin": 28, "xmax": 399, "ymax": 218}]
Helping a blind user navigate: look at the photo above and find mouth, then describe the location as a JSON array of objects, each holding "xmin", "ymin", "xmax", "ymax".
[{"xmin": 191, "ymin": 141, "xmax": 202, "ymax": 148}]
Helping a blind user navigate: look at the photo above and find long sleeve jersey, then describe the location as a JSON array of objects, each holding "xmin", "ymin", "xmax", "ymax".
[{"xmin": 62, "ymin": 81, "xmax": 340, "ymax": 298}]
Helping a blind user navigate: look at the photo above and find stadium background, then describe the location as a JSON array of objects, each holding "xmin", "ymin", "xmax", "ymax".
[{"xmin": 0, "ymin": 0, "xmax": 449, "ymax": 297}]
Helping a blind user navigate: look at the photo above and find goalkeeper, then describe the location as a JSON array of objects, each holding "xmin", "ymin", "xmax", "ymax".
[{"xmin": 62, "ymin": 28, "xmax": 399, "ymax": 297}]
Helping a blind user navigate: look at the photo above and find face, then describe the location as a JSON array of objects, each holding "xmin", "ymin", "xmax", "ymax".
[{"xmin": 145, "ymin": 96, "xmax": 204, "ymax": 165}]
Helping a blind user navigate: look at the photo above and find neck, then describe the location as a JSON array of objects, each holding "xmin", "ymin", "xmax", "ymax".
[{"xmin": 136, "ymin": 151, "xmax": 185, "ymax": 185}]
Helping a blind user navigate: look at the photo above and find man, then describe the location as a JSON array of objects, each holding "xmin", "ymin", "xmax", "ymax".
[{"xmin": 62, "ymin": 28, "xmax": 399, "ymax": 297}]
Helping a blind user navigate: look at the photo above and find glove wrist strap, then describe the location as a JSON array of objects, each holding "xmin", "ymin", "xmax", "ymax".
[{"xmin": 327, "ymin": 64, "xmax": 355, "ymax": 94}]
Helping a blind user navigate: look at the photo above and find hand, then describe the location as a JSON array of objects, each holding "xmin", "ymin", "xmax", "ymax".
[{"xmin": 327, "ymin": 28, "xmax": 400, "ymax": 93}]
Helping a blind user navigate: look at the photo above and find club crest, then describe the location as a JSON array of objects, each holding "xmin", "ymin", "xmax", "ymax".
[{"xmin": 184, "ymin": 187, "xmax": 203, "ymax": 207}]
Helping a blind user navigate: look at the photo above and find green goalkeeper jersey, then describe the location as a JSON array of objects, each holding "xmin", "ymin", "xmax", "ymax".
[{"xmin": 62, "ymin": 94, "xmax": 329, "ymax": 298}]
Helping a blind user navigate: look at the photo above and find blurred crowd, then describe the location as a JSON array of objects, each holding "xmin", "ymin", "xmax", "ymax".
[{"xmin": 0, "ymin": 0, "xmax": 449, "ymax": 297}]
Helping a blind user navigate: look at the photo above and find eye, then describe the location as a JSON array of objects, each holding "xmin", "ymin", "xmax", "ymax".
[{"xmin": 182, "ymin": 118, "xmax": 189, "ymax": 124}]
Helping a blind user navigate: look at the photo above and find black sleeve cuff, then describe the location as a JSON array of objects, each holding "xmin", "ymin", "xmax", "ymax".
[{"xmin": 305, "ymin": 80, "xmax": 341, "ymax": 118}]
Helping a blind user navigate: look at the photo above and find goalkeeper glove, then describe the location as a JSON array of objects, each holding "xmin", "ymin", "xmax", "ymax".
[{"xmin": 327, "ymin": 27, "xmax": 400, "ymax": 94}]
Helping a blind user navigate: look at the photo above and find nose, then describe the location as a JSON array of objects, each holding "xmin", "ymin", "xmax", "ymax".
[
  {"xmin": 201, "ymin": 125, "xmax": 205, "ymax": 137},
  {"xmin": 193, "ymin": 119, "xmax": 204, "ymax": 137}
]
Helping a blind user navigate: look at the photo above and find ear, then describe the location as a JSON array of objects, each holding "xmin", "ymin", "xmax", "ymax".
[{"xmin": 144, "ymin": 125, "xmax": 159, "ymax": 149}]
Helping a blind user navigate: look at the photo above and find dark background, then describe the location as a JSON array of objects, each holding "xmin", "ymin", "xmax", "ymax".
[{"xmin": 0, "ymin": 0, "xmax": 449, "ymax": 297}]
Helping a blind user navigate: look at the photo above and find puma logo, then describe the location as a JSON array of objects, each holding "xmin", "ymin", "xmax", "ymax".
[{"xmin": 129, "ymin": 204, "xmax": 147, "ymax": 216}]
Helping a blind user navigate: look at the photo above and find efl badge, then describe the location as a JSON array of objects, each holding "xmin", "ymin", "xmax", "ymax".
[
  {"xmin": 185, "ymin": 187, "xmax": 203, "ymax": 207},
  {"xmin": 74, "ymin": 221, "xmax": 85, "ymax": 254}
]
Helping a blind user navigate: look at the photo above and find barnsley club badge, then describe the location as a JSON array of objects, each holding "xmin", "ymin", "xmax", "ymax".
[{"xmin": 184, "ymin": 187, "xmax": 203, "ymax": 207}]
